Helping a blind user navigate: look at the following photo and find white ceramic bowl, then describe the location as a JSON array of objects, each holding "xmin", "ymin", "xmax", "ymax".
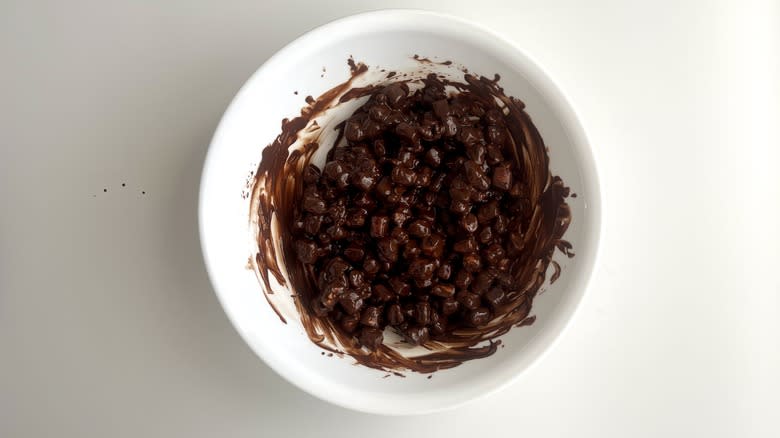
[{"xmin": 200, "ymin": 10, "xmax": 601, "ymax": 415}]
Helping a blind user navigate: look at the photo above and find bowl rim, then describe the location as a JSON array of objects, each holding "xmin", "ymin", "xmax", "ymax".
[{"xmin": 199, "ymin": 8, "xmax": 602, "ymax": 415}]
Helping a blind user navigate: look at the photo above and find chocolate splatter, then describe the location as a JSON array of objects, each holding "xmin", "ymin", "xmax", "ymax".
[{"xmin": 413, "ymin": 54, "xmax": 453, "ymax": 66}]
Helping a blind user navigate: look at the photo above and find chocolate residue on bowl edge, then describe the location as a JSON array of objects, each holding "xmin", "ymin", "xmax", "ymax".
[{"xmin": 249, "ymin": 59, "xmax": 572, "ymax": 374}]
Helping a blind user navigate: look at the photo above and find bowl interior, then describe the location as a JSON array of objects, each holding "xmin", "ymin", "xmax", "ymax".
[{"xmin": 200, "ymin": 10, "xmax": 600, "ymax": 415}]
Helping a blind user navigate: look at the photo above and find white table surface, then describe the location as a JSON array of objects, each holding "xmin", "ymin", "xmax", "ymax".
[{"xmin": 2, "ymin": 1, "xmax": 778, "ymax": 436}]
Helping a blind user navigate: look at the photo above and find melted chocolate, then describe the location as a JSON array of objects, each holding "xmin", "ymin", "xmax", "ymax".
[{"xmin": 249, "ymin": 60, "xmax": 572, "ymax": 374}]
